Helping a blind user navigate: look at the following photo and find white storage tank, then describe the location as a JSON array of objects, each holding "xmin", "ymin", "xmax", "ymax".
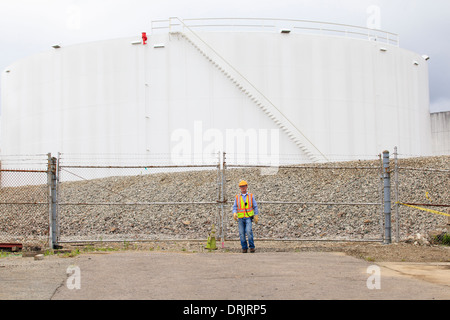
[{"xmin": 1, "ymin": 18, "xmax": 433, "ymax": 166}]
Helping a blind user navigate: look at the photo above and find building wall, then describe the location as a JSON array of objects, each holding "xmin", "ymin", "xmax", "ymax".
[
  {"xmin": 431, "ymin": 111, "xmax": 450, "ymax": 155},
  {"xmin": 1, "ymin": 31, "xmax": 433, "ymax": 165}
]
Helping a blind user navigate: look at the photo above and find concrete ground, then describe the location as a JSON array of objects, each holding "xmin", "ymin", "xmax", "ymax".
[{"xmin": 1, "ymin": 251, "xmax": 448, "ymax": 300}]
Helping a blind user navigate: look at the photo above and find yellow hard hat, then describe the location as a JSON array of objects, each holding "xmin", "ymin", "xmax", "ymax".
[{"xmin": 239, "ymin": 180, "xmax": 248, "ymax": 187}]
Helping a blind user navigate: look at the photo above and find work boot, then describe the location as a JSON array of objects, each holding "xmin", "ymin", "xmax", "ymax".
[
  {"xmin": 250, "ymin": 248, "xmax": 255, "ymax": 253},
  {"xmin": 242, "ymin": 249, "xmax": 247, "ymax": 253}
]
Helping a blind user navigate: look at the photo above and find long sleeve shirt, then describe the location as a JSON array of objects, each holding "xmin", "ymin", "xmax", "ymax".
[{"xmin": 232, "ymin": 193, "xmax": 259, "ymax": 215}]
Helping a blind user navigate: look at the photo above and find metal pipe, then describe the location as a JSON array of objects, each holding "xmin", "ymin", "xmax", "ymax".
[
  {"xmin": 222, "ymin": 152, "xmax": 228, "ymax": 242},
  {"xmin": 57, "ymin": 201, "xmax": 219, "ymax": 206},
  {"xmin": 221, "ymin": 200, "xmax": 381, "ymax": 205},
  {"xmin": 0, "ymin": 169, "xmax": 48, "ymax": 173},
  {"xmin": 55, "ymin": 201, "xmax": 382, "ymax": 206},
  {"xmin": 397, "ymin": 167, "xmax": 450, "ymax": 173},
  {"xmin": 394, "ymin": 146, "xmax": 399, "ymax": 242},
  {"xmin": 57, "ymin": 239, "xmax": 208, "ymax": 243},
  {"xmin": 50, "ymin": 156, "xmax": 58, "ymax": 248},
  {"xmin": 220, "ymin": 151, "xmax": 226, "ymax": 246},
  {"xmin": 257, "ymin": 201, "xmax": 381, "ymax": 206},
  {"xmin": 379, "ymin": 153, "xmax": 383, "ymax": 240},
  {"xmin": 58, "ymin": 238, "xmax": 384, "ymax": 243},
  {"xmin": 60, "ymin": 164, "xmax": 218, "ymax": 169},
  {"xmin": 226, "ymin": 164, "xmax": 380, "ymax": 170},
  {"xmin": 0, "ymin": 202, "xmax": 48, "ymax": 205},
  {"xmin": 383, "ymin": 150, "xmax": 391, "ymax": 244},
  {"xmin": 47, "ymin": 153, "xmax": 53, "ymax": 249}
]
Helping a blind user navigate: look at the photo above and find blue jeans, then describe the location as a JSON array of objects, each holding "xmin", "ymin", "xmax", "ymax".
[{"xmin": 238, "ymin": 217, "xmax": 255, "ymax": 250}]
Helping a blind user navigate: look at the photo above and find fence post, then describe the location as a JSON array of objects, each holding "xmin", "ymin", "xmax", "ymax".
[
  {"xmin": 394, "ymin": 146, "xmax": 399, "ymax": 242},
  {"xmin": 383, "ymin": 150, "xmax": 392, "ymax": 244},
  {"xmin": 47, "ymin": 154, "xmax": 58, "ymax": 249},
  {"xmin": 221, "ymin": 151, "xmax": 227, "ymax": 248},
  {"xmin": 378, "ymin": 153, "xmax": 384, "ymax": 240},
  {"xmin": 216, "ymin": 151, "xmax": 223, "ymax": 245}
]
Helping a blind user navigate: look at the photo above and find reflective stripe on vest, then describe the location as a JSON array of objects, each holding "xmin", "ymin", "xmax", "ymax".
[{"xmin": 236, "ymin": 193, "xmax": 254, "ymax": 218}]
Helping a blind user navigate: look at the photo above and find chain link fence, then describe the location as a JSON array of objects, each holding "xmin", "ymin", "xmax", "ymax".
[
  {"xmin": 393, "ymin": 150, "xmax": 450, "ymax": 244},
  {"xmin": 1, "ymin": 151, "xmax": 448, "ymax": 248},
  {"xmin": 0, "ymin": 155, "xmax": 50, "ymax": 248},
  {"xmin": 222, "ymin": 153, "xmax": 385, "ymax": 242},
  {"xmin": 57, "ymin": 156, "xmax": 221, "ymax": 243}
]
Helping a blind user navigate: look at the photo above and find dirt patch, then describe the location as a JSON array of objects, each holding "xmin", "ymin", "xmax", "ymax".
[
  {"xmin": 328, "ymin": 242, "xmax": 450, "ymax": 262},
  {"xmin": 378, "ymin": 262, "xmax": 450, "ymax": 287}
]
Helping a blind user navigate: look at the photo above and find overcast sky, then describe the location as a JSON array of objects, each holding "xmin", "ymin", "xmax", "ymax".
[{"xmin": 1, "ymin": 0, "xmax": 449, "ymax": 113}]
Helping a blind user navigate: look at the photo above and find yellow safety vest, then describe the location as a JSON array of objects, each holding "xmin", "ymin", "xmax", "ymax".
[{"xmin": 235, "ymin": 193, "xmax": 254, "ymax": 218}]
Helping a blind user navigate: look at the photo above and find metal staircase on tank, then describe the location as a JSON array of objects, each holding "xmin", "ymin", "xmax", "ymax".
[{"xmin": 169, "ymin": 17, "xmax": 328, "ymax": 163}]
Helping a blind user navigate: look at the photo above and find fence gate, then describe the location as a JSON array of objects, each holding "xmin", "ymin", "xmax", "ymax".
[
  {"xmin": 221, "ymin": 153, "xmax": 385, "ymax": 242},
  {"xmin": 56, "ymin": 154, "xmax": 222, "ymax": 244}
]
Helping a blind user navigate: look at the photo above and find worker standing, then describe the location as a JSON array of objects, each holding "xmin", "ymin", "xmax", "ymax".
[{"xmin": 233, "ymin": 180, "xmax": 259, "ymax": 253}]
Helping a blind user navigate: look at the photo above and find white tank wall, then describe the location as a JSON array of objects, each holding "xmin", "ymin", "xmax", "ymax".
[
  {"xmin": 431, "ymin": 111, "xmax": 450, "ymax": 155},
  {"xmin": 193, "ymin": 32, "xmax": 432, "ymax": 157},
  {"xmin": 1, "ymin": 39, "xmax": 144, "ymax": 156},
  {"xmin": 1, "ymin": 31, "xmax": 432, "ymax": 164}
]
